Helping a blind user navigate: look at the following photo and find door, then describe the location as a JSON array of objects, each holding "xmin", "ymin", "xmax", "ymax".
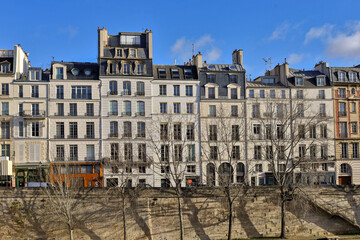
[{"xmin": 338, "ymin": 176, "xmax": 351, "ymax": 185}]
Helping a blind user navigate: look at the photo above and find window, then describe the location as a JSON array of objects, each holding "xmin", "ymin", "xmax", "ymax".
[
  {"xmin": 231, "ymin": 88, "xmax": 237, "ymax": 99},
  {"xmin": 207, "ymin": 74, "xmax": 215, "ymax": 83},
  {"xmin": 160, "ymin": 123, "xmax": 168, "ymax": 140},
  {"xmin": 108, "ymin": 101, "xmax": 117, "ymax": 116},
  {"xmin": 252, "ymin": 104, "xmax": 260, "ymax": 118},
  {"xmin": 110, "ymin": 121, "xmax": 118, "ymax": 137},
  {"xmin": 129, "ymin": 49, "xmax": 136, "ymax": 57},
  {"xmin": 173, "ymin": 85, "xmax": 180, "ymax": 96},
  {"xmin": 338, "ymin": 72, "xmax": 345, "ymax": 81},
  {"xmin": 69, "ymin": 122, "xmax": 78, "ymax": 139},
  {"xmin": 187, "ymin": 165, "xmax": 196, "ymax": 173},
  {"xmin": 209, "ymin": 105, "xmax": 216, "ymax": 117},
  {"xmin": 351, "ymin": 122, "xmax": 358, "ymax": 134},
  {"xmin": 349, "ymin": 72, "xmax": 357, "ymax": 82},
  {"xmin": 171, "ymin": 69, "xmax": 180, "ymax": 79},
  {"xmin": 1, "ymin": 84, "xmax": 8, "ymax": 96},
  {"xmin": 260, "ymin": 90, "xmax": 265, "ymax": 98},
  {"xmin": 86, "ymin": 122, "xmax": 95, "ymax": 138},
  {"xmin": 56, "ymin": 145, "xmax": 64, "ymax": 161},
  {"xmin": 158, "ymin": 68, "xmax": 166, "ymax": 79},
  {"xmin": 249, "ymin": 90, "xmax": 254, "ymax": 98},
  {"xmin": 1, "ymin": 122, "xmax": 10, "ymax": 139},
  {"xmin": 32, "ymin": 103, "xmax": 39, "ymax": 116},
  {"xmin": 231, "ymin": 105, "xmax": 238, "ymax": 117},
  {"xmin": 298, "ymin": 125, "xmax": 305, "ymax": 138},
  {"xmin": 318, "ymin": 90, "xmax": 325, "ymax": 99},
  {"xmin": 173, "ymin": 103, "xmax": 180, "ymax": 114},
  {"xmin": 69, "ymin": 103, "xmax": 77, "ymax": 116},
  {"xmin": 32, "ymin": 122, "xmax": 40, "ymax": 137},
  {"xmin": 19, "ymin": 103, "xmax": 23, "ymax": 116},
  {"xmin": 120, "ymin": 35, "xmax": 140, "ymax": 45},
  {"xmin": 209, "ymin": 125, "xmax": 217, "ymax": 141},
  {"xmin": 123, "ymin": 122, "xmax": 132, "ymax": 138},
  {"xmin": 351, "ymin": 102, "xmax": 356, "ymax": 113},
  {"xmin": 55, "ymin": 122, "xmax": 64, "ymax": 139},
  {"xmin": 352, "ymin": 88, "xmax": 356, "ymax": 95},
  {"xmin": 57, "ymin": 103, "xmax": 64, "ymax": 116},
  {"xmin": 295, "ymin": 77, "xmax": 303, "ymax": 86},
  {"xmin": 138, "ymin": 143, "xmax": 146, "ymax": 161},
  {"xmin": 281, "ymin": 90, "xmax": 286, "ymax": 99},
  {"xmin": 253, "ymin": 124, "xmax": 260, "ymax": 135},
  {"xmin": 232, "ymin": 146, "xmax": 240, "ymax": 160},
  {"xmin": 339, "ymin": 102, "xmax": 346, "ymax": 116},
  {"xmin": 124, "ymin": 143, "xmax": 133, "ymax": 161},
  {"xmin": 317, "ymin": 77, "xmax": 325, "ymax": 86},
  {"xmin": 320, "ymin": 124, "xmax": 327, "ymax": 138},
  {"xmin": 161, "ymin": 166, "xmax": 170, "ymax": 173},
  {"xmin": 0, "ymin": 63, "xmax": 10, "ymax": 73},
  {"xmin": 296, "ymin": 90, "xmax": 303, "ymax": 99},
  {"xmin": 109, "ymin": 62, "xmax": 117, "ymax": 74},
  {"xmin": 86, "ymin": 103, "xmax": 94, "ymax": 116},
  {"xmin": 161, "ymin": 145, "xmax": 169, "ymax": 161},
  {"xmin": 160, "ymin": 103, "xmax": 167, "ymax": 113},
  {"xmin": 262, "ymin": 78, "xmax": 275, "ymax": 84},
  {"xmin": 71, "ymin": 86, "xmax": 92, "ymax": 99},
  {"xmin": 56, "ymin": 67, "xmax": 64, "ymax": 79},
  {"xmin": 174, "ymin": 145, "xmax": 182, "ymax": 161},
  {"xmin": 187, "ymin": 103, "xmax": 194, "ymax": 114},
  {"xmin": 255, "ymin": 164, "xmax": 263, "ymax": 172},
  {"xmin": 70, "ymin": 145, "xmax": 78, "ymax": 161},
  {"xmin": 265, "ymin": 125, "xmax": 272, "ymax": 139},
  {"xmin": 299, "ymin": 145, "xmax": 306, "ymax": 159},
  {"xmin": 184, "ymin": 69, "xmax": 192, "ymax": 79},
  {"xmin": 187, "ymin": 144, "xmax": 195, "ymax": 162},
  {"xmin": 208, "ymin": 88, "xmax": 215, "ymax": 99},
  {"xmin": 2, "ymin": 102, "xmax": 9, "ymax": 115},
  {"xmin": 19, "ymin": 85, "xmax": 23, "ymax": 98},
  {"xmin": 277, "ymin": 146, "xmax": 285, "ymax": 160},
  {"xmin": 270, "ymin": 90, "xmax": 275, "ymax": 98},
  {"xmin": 137, "ymin": 122, "xmax": 145, "ymax": 138},
  {"xmin": 56, "ymin": 86, "xmax": 64, "ymax": 99},
  {"xmin": 321, "ymin": 145, "xmax": 328, "ymax": 160},
  {"xmin": 159, "ymin": 85, "xmax": 167, "ymax": 96},
  {"xmin": 277, "ymin": 125, "xmax": 284, "ymax": 139},
  {"xmin": 278, "ymin": 164, "xmax": 286, "ymax": 172},
  {"xmin": 120, "ymin": 63, "xmax": 128, "ymax": 74},
  {"xmin": 111, "ymin": 143, "xmax": 119, "ymax": 160},
  {"xmin": 298, "ymin": 103, "xmax": 304, "ymax": 117},
  {"xmin": 137, "ymin": 101, "xmax": 145, "ymax": 116},
  {"xmin": 232, "ymin": 125, "xmax": 240, "ymax": 141},
  {"xmin": 123, "ymin": 101, "xmax": 131, "ymax": 116},
  {"xmin": 186, "ymin": 85, "xmax": 193, "ymax": 96},
  {"xmin": 254, "ymin": 146, "xmax": 261, "ymax": 160},
  {"xmin": 338, "ymin": 88, "xmax": 346, "ymax": 98},
  {"xmin": 340, "ymin": 122, "xmax": 348, "ymax": 138},
  {"xmin": 210, "ymin": 146, "xmax": 218, "ymax": 160},
  {"xmin": 1, "ymin": 144, "xmax": 10, "ymax": 157},
  {"xmin": 266, "ymin": 146, "xmax": 273, "ymax": 160},
  {"xmin": 341, "ymin": 143, "xmax": 348, "ymax": 158},
  {"xmin": 309, "ymin": 125, "xmax": 316, "ymax": 138},
  {"xmin": 123, "ymin": 81, "xmax": 131, "ymax": 95},
  {"xmin": 109, "ymin": 81, "xmax": 118, "ymax": 95},
  {"xmin": 30, "ymin": 70, "xmax": 41, "ymax": 80},
  {"xmin": 116, "ymin": 49, "xmax": 122, "ymax": 57},
  {"xmin": 19, "ymin": 121, "xmax": 23, "ymax": 137},
  {"xmin": 31, "ymin": 86, "xmax": 39, "ymax": 98},
  {"xmin": 136, "ymin": 82, "xmax": 145, "ymax": 95},
  {"xmin": 139, "ymin": 166, "xmax": 146, "ymax": 174},
  {"xmin": 310, "ymin": 145, "xmax": 316, "ymax": 159},
  {"xmin": 187, "ymin": 124, "xmax": 195, "ymax": 141},
  {"xmin": 174, "ymin": 123, "xmax": 182, "ymax": 140},
  {"xmin": 86, "ymin": 145, "xmax": 95, "ymax": 161},
  {"xmin": 229, "ymin": 75, "xmax": 237, "ymax": 83}
]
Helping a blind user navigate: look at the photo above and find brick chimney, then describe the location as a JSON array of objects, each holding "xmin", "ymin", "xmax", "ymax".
[{"xmin": 232, "ymin": 49, "xmax": 243, "ymax": 66}]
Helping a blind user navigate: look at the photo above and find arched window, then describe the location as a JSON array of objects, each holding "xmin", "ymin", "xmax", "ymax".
[
  {"xmin": 236, "ymin": 162, "xmax": 245, "ymax": 183},
  {"xmin": 340, "ymin": 163, "xmax": 352, "ymax": 174},
  {"xmin": 218, "ymin": 163, "xmax": 234, "ymax": 186},
  {"xmin": 206, "ymin": 163, "xmax": 215, "ymax": 186}
]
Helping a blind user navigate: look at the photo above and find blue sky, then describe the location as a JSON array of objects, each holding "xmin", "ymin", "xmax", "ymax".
[{"xmin": 2, "ymin": 0, "xmax": 360, "ymax": 78}]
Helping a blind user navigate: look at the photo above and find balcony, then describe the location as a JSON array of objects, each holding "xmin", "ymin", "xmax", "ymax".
[
  {"xmin": 122, "ymin": 111, "xmax": 131, "ymax": 116},
  {"xmin": 85, "ymin": 135, "xmax": 95, "ymax": 139},
  {"xmin": 135, "ymin": 91, "xmax": 145, "ymax": 96},
  {"xmin": 136, "ymin": 112, "xmax": 145, "ymax": 116},
  {"xmin": 22, "ymin": 111, "xmax": 46, "ymax": 119},
  {"xmin": 339, "ymin": 132, "xmax": 348, "ymax": 138},
  {"xmin": 123, "ymin": 133, "xmax": 132, "ymax": 138},
  {"xmin": 68, "ymin": 113, "xmax": 77, "ymax": 117},
  {"xmin": 136, "ymin": 133, "xmax": 146, "ymax": 138},
  {"xmin": 208, "ymin": 135, "xmax": 217, "ymax": 141},
  {"xmin": 339, "ymin": 112, "xmax": 347, "ymax": 117},
  {"xmin": 109, "ymin": 111, "xmax": 118, "ymax": 116},
  {"xmin": 68, "ymin": 135, "xmax": 78, "ymax": 139},
  {"xmin": 54, "ymin": 135, "xmax": 65, "ymax": 139},
  {"xmin": 108, "ymin": 91, "xmax": 118, "ymax": 96},
  {"xmin": 85, "ymin": 112, "xmax": 94, "ymax": 116},
  {"xmin": 263, "ymin": 112, "xmax": 272, "ymax": 118},
  {"xmin": 319, "ymin": 112, "xmax": 327, "ymax": 117},
  {"xmin": 122, "ymin": 90, "xmax": 131, "ymax": 96},
  {"xmin": 109, "ymin": 133, "xmax": 118, "ymax": 138}
]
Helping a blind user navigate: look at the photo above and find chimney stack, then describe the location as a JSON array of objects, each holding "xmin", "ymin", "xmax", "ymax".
[
  {"xmin": 193, "ymin": 52, "xmax": 203, "ymax": 68},
  {"xmin": 232, "ymin": 49, "xmax": 243, "ymax": 66}
]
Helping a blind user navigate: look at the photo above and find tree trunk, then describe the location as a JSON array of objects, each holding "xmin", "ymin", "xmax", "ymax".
[
  {"xmin": 227, "ymin": 199, "xmax": 233, "ymax": 240},
  {"xmin": 177, "ymin": 195, "xmax": 184, "ymax": 240},
  {"xmin": 280, "ymin": 195, "xmax": 286, "ymax": 238},
  {"xmin": 70, "ymin": 229, "xmax": 74, "ymax": 240},
  {"xmin": 122, "ymin": 196, "xmax": 127, "ymax": 240}
]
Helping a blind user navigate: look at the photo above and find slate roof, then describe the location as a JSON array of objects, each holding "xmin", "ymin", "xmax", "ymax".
[
  {"xmin": 153, "ymin": 65, "xmax": 198, "ymax": 80},
  {"xmin": 199, "ymin": 64, "xmax": 244, "ymax": 72},
  {"xmin": 246, "ymin": 81, "xmax": 286, "ymax": 88},
  {"xmin": 287, "ymin": 69, "xmax": 330, "ymax": 87},
  {"xmin": 51, "ymin": 62, "xmax": 99, "ymax": 80},
  {"xmin": 329, "ymin": 66, "xmax": 360, "ymax": 83}
]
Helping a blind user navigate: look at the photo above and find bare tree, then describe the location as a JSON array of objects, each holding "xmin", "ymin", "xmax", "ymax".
[
  {"xmin": 248, "ymin": 96, "xmax": 331, "ymax": 238},
  {"xmin": 201, "ymin": 103, "xmax": 248, "ymax": 240},
  {"xmin": 148, "ymin": 113, "xmax": 199, "ymax": 240}
]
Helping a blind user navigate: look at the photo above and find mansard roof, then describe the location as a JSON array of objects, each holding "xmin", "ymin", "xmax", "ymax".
[{"xmin": 153, "ymin": 65, "xmax": 198, "ymax": 80}]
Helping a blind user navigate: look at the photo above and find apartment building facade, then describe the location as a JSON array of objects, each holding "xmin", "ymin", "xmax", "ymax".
[{"xmin": 98, "ymin": 28, "xmax": 154, "ymax": 187}]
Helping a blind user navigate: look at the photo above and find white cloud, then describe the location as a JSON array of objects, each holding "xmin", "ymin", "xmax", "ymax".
[
  {"xmin": 269, "ymin": 23, "xmax": 290, "ymax": 40},
  {"xmin": 287, "ymin": 53, "xmax": 305, "ymax": 65},
  {"xmin": 171, "ymin": 34, "xmax": 221, "ymax": 63},
  {"xmin": 304, "ymin": 24, "xmax": 334, "ymax": 44},
  {"xmin": 326, "ymin": 31, "xmax": 360, "ymax": 58}
]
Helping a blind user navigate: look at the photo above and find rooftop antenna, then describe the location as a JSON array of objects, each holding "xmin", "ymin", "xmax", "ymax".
[
  {"xmin": 174, "ymin": 58, "xmax": 177, "ymax": 65},
  {"xmin": 52, "ymin": 56, "xmax": 54, "ymax": 62},
  {"xmin": 192, "ymin": 43, "xmax": 194, "ymax": 56},
  {"xmin": 262, "ymin": 57, "xmax": 272, "ymax": 71}
]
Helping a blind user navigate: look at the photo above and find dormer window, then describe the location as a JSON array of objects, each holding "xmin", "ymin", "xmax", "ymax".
[
  {"xmin": 71, "ymin": 68, "xmax": 79, "ymax": 76},
  {"xmin": 158, "ymin": 68, "xmax": 166, "ymax": 79},
  {"xmin": 123, "ymin": 63, "xmax": 130, "ymax": 75},
  {"xmin": 129, "ymin": 49, "xmax": 136, "ymax": 58},
  {"xmin": 116, "ymin": 49, "xmax": 123, "ymax": 57},
  {"xmin": 349, "ymin": 72, "xmax": 357, "ymax": 82},
  {"xmin": 184, "ymin": 69, "xmax": 192, "ymax": 79},
  {"xmin": 137, "ymin": 63, "xmax": 144, "ymax": 75},
  {"xmin": 262, "ymin": 78, "xmax": 275, "ymax": 84},
  {"xmin": 171, "ymin": 69, "xmax": 179, "ymax": 79},
  {"xmin": 207, "ymin": 65, "xmax": 215, "ymax": 70},
  {"xmin": 109, "ymin": 62, "xmax": 117, "ymax": 74},
  {"xmin": 84, "ymin": 69, "xmax": 91, "ymax": 76},
  {"xmin": 317, "ymin": 77, "xmax": 325, "ymax": 86},
  {"xmin": 338, "ymin": 72, "xmax": 345, "ymax": 82},
  {"xmin": 120, "ymin": 35, "xmax": 141, "ymax": 45},
  {"xmin": 29, "ymin": 70, "xmax": 41, "ymax": 80},
  {"xmin": 207, "ymin": 74, "xmax": 215, "ymax": 83},
  {"xmin": 56, "ymin": 67, "xmax": 64, "ymax": 79},
  {"xmin": 229, "ymin": 75, "xmax": 237, "ymax": 83},
  {"xmin": 229, "ymin": 65, "xmax": 236, "ymax": 70},
  {"xmin": 0, "ymin": 61, "xmax": 10, "ymax": 73},
  {"xmin": 295, "ymin": 77, "xmax": 303, "ymax": 86}
]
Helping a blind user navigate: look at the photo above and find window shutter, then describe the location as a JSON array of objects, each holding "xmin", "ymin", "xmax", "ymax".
[
  {"xmin": 29, "ymin": 144, "xmax": 35, "ymax": 162},
  {"xmin": 18, "ymin": 144, "xmax": 24, "ymax": 162}
]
